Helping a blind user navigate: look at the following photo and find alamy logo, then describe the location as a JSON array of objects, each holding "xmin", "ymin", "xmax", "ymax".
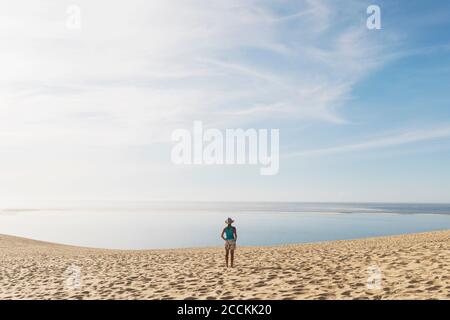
[
  {"xmin": 66, "ymin": 5, "xmax": 82, "ymax": 30},
  {"xmin": 171, "ymin": 121, "xmax": 279, "ymax": 175},
  {"xmin": 366, "ymin": 265, "xmax": 382, "ymax": 290},
  {"xmin": 64, "ymin": 264, "xmax": 82, "ymax": 291},
  {"xmin": 366, "ymin": 5, "xmax": 381, "ymax": 30}
]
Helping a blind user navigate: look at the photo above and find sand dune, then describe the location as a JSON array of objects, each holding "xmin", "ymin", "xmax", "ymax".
[{"xmin": 0, "ymin": 230, "xmax": 449, "ymax": 299}]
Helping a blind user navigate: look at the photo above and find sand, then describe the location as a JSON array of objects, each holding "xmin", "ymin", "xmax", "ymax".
[{"xmin": 0, "ymin": 230, "xmax": 449, "ymax": 300}]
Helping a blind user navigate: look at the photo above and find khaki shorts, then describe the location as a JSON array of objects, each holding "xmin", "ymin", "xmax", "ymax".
[{"xmin": 225, "ymin": 240, "xmax": 236, "ymax": 251}]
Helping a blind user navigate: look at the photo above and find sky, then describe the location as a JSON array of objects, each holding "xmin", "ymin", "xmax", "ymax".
[{"xmin": 1, "ymin": 0, "xmax": 450, "ymax": 205}]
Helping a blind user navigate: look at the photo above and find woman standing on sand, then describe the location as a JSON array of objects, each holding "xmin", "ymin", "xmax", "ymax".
[{"xmin": 221, "ymin": 217, "xmax": 237, "ymax": 268}]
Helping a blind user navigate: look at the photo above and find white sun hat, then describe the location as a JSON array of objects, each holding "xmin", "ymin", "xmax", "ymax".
[{"xmin": 225, "ymin": 217, "xmax": 234, "ymax": 224}]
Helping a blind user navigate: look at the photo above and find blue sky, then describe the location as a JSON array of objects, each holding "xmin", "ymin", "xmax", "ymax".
[{"xmin": 0, "ymin": 0, "xmax": 450, "ymax": 204}]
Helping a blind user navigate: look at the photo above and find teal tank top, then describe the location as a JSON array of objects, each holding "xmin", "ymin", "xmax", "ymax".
[{"xmin": 225, "ymin": 226, "xmax": 234, "ymax": 240}]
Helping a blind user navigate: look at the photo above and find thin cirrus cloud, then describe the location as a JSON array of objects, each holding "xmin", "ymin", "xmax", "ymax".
[
  {"xmin": 0, "ymin": 0, "xmax": 390, "ymax": 146},
  {"xmin": 285, "ymin": 125, "xmax": 450, "ymax": 158}
]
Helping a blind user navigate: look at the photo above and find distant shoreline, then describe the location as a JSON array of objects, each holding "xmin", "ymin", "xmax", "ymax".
[{"xmin": 0, "ymin": 229, "xmax": 449, "ymax": 251}]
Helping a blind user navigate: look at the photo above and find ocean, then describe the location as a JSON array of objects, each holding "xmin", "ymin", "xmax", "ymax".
[{"xmin": 0, "ymin": 202, "xmax": 450, "ymax": 249}]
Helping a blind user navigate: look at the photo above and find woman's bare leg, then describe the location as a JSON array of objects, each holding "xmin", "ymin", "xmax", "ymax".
[
  {"xmin": 225, "ymin": 249, "xmax": 229, "ymax": 267},
  {"xmin": 230, "ymin": 250, "xmax": 234, "ymax": 268}
]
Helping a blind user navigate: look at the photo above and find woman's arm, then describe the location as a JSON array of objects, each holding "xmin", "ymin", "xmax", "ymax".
[
  {"xmin": 233, "ymin": 227, "xmax": 237, "ymax": 241},
  {"xmin": 221, "ymin": 228, "xmax": 226, "ymax": 240}
]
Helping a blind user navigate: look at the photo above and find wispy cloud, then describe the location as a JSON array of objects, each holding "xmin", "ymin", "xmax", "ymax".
[
  {"xmin": 285, "ymin": 126, "xmax": 450, "ymax": 158},
  {"xmin": 0, "ymin": 0, "xmax": 391, "ymax": 146}
]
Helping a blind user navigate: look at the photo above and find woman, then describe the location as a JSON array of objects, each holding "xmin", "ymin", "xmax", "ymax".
[{"xmin": 221, "ymin": 217, "xmax": 237, "ymax": 268}]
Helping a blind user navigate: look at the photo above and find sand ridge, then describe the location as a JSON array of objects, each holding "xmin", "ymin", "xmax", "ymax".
[{"xmin": 0, "ymin": 230, "xmax": 449, "ymax": 299}]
